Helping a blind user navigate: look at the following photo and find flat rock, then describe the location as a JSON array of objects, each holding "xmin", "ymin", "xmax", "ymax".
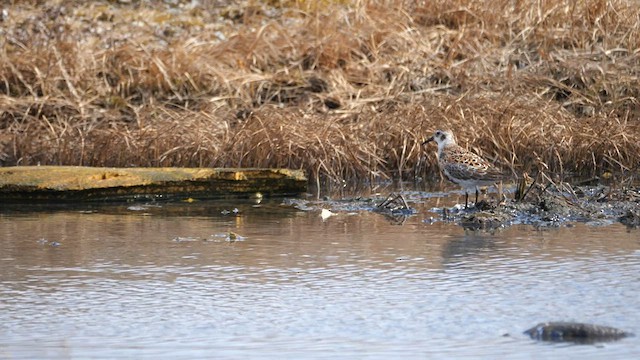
[{"xmin": 0, "ymin": 166, "xmax": 307, "ymax": 202}]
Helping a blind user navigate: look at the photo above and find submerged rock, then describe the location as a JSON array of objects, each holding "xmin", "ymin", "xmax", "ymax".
[{"xmin": 524, "ymin": 322, "xmax": 633, "ymax": 344}]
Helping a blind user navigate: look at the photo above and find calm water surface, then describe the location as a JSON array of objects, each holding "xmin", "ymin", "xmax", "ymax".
[{"xmin": 1, "ymin": 198, "xmax": 640, "ymax": 359}]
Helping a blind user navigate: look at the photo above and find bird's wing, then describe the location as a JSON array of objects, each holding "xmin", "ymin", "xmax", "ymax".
[
  {"xmin": 442, "ymin": 161, "xmax": 477, "ymax": 181},
  {"xmin": 441, "ymin": 145, "xmax": 504, "ymax": 181}
]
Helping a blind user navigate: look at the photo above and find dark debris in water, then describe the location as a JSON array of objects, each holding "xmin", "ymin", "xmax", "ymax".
[
  {"xmin": 524, "ymin": 321, "xmax": 634, "ymax": 344},
  {"xmin": 619, "ymin": 209, "xmax": 640, "ymax": 228},
  {"xmin": 172, "ymin": 232, "xmax": 246, "ymax": 243},
  {"xmin": 36, "ymin": 238, "xmax": 61, "ymax": 247},
  {"xmin": 459, "ymin": 211, "xmax": 512, "ymax": 231},
  {"xmin": 374, "ymin": 193, "xmax": 417, "ymax": 216},
  {"xmin": 373, "ymin": 193, "xmax": 418, "ymax": 225}
]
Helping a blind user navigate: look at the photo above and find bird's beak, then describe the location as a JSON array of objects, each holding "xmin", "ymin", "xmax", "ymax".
[{"xmin": 421, "ymin": 136, "xmax": 434, "ymax": 146}]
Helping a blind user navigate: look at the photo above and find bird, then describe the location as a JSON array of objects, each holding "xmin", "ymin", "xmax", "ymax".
[{"xmin": 422, "ymin": 129, "xmax": 505, "ymax": 209}]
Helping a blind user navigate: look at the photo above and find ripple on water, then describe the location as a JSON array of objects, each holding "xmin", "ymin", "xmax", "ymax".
[{"xmin": 0, "ymin": 209, "xmax": 639, "ymax": 359}]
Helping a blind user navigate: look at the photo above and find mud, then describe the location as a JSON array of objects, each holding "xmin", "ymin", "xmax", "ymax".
[
  {"xmin": 452, "ymin": 184, "xmax": 640, "ymax": 230},
  {"xmin": 285, "ymin": 184, "xmax": 640, "ymax": 230}
]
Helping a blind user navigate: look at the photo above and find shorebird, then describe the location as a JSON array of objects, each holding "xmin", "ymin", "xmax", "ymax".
[{"xmin": 422, "ymin": 129, "xmax": 505, "ymax": 208}]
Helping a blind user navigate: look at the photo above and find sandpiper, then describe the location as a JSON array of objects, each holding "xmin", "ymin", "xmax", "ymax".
[{"xmin": 422, "ymin": 129, "xmax": 505, "ymax": 208}]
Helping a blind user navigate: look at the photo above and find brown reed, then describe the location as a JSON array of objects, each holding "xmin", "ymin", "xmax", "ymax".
[{"xmin": 1, "ymin": 0, "xmax": 639, "ymax": 186}]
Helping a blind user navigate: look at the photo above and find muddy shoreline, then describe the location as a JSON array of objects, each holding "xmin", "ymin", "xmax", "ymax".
[{"xmin": 288, "ymin": 183, "xmax": 640, "ymax": 230}]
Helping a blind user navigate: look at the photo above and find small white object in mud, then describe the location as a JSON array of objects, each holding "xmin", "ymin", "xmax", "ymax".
[
  {"xmin": 208, "ymin": 232, "xmax": 246, "ymax": 242},
  {"xmin": 226, "ymin": 232, "xmax": 245, "ymax": 242},
  {"xmin": 320, "ymin": 209, "xmax": 335, "ymax": 221},
  {"xmin": 450, "ymin": 203, "xmax": 466, "ymax": 211}
]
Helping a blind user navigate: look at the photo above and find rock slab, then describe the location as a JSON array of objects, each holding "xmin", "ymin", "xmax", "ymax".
[{"xmin": 0, "ymin": 166, "xmax": 307, "ymax": 202}]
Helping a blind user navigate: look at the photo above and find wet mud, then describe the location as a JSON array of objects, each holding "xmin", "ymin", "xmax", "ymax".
[{"xmin": 285, "ymin": 183, "xmax": 640, "ymax": 230}]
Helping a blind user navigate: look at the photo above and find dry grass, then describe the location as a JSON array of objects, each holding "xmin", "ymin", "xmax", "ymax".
[{"xmin": 1, "ymin": 0, "xmax": 639, "ymax": 186}]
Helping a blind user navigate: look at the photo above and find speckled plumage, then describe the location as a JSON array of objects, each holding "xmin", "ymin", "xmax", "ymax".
[{"xmin": 422, "ymin": 129, "xmax": 505, "ymax": 207}]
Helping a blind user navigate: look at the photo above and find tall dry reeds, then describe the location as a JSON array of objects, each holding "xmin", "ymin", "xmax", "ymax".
[{"xmin": 0, "ymin": 0, "xmax": 639, "ymax": 186}]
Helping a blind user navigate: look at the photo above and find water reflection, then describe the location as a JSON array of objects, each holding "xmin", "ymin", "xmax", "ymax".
[{"xmin": 1, "ymin": 199, "xmax": 639, "ymax": 359}]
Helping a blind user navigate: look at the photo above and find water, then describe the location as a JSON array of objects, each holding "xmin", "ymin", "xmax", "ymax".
[{"xmin": 1, "ymin": 198, "xmax": 640, "ymax": 359}]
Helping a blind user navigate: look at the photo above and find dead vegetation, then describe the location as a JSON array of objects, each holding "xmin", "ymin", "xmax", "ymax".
[{"xmin": 1, "ymin": 0, "xmax": 639, "ymax": 187}]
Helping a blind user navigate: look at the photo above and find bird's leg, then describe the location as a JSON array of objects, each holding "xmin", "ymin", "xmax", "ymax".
[
  {"xmin": 464, "ymin": 191, "xmax": 469, "ymax": 209},
  {"xmin": 475, "ymin": 187, "xmax": 479, "ymax": 205}
]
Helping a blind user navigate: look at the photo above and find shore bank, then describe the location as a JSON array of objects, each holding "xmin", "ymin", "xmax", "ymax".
[{"xmin": 1, "ymin": 1, "xmax": 639, "ymax": 184}]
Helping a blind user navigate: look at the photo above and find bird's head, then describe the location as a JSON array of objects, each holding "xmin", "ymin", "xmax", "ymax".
[{"xmin": 421, "ymin": 130, "xmax": 457, "ymax": 150}]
